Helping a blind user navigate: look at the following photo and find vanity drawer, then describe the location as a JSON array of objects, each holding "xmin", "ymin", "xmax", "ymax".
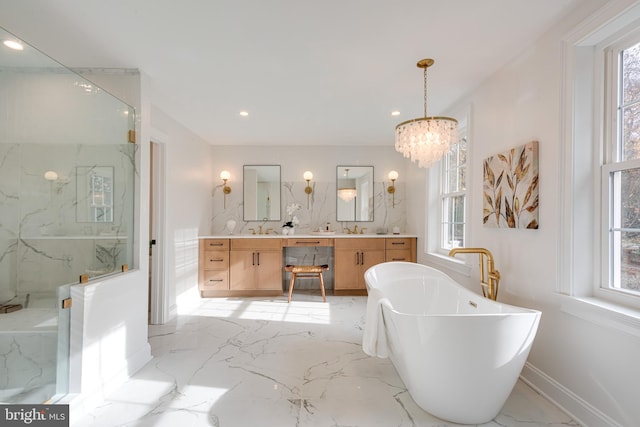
[
  {"xmin": 335, "ymin": 238, "xmax": 385, "ymax": 250},
  {"xmin": 201, "ymin": 270, "xmax": 229, "ymax": 290},
  {"xmin": 385, "ymin": 238, "xmax": 412, "ymax": 250},
  {"xmin": 385, "ymin": 249, "xmax": 413, "ymax": 262},
  {"xmin": 285, "ymin": 238, "xmax": 332, "ymax": 247},
  {"xmin": 231, "ymin": 238, "xmax": 282, "ymax": 250},
  {"xmin": 203, "ymin": 251, "xmax": 229, "ymax": 269},
  {"xmin": 203, "ymin": 239, "xmax": 229, "ymax": 250}
]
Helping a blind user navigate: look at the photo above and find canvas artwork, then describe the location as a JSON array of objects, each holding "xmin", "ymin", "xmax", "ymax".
[{"xmin": 483, "ymin": 141, "xmax": 539, "ymax": 229}]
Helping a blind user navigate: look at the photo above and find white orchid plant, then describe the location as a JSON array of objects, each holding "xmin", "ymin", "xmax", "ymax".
[{"xmin": 283, "ymin": 203, "xmax": 302, "ymax": 228}]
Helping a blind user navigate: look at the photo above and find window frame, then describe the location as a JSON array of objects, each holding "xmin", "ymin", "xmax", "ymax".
[
  {"xmin": 560, "ymin": 1, "xmax": 640, "ymax": 326},
  {"xmin": 439, "ymin": 133, "xmax": 467, "ymax": 254},
  {"xmin": 424, "ymin": 108, "xmax": 471, "ymax": 275},
  {"xmin": 599, "ymin": 33, "xmax": 640, "ymax": 306}
]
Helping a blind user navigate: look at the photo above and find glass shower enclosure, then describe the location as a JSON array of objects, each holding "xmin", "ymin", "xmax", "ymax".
[{"xmin": 0, "ymin": 26, "xmax": 136, "ymax": 404}]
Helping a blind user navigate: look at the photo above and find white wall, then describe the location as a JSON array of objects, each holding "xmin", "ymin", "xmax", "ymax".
[
  {"xmin": 410, "ymin": 1, "xmax": 640, "ymax": 425},
  {"xmin": 149, "ymin": 106, "xmax": 213, "ymax": 318}
]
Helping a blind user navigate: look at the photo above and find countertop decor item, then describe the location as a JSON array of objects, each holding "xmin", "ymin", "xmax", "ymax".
[{"xmin": 225, "ymin": 219, "xmax": 236, "ymax": 235}]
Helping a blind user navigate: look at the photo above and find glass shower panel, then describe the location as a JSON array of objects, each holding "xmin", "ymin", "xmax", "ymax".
[{"xmin": 0, "ymin": 26, "xmax": 136, "ymax": 404}]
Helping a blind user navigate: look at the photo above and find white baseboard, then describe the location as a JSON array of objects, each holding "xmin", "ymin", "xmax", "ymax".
[{"xmin": 521, "ymin": 362, "xmax": 622, "ymax": 427}]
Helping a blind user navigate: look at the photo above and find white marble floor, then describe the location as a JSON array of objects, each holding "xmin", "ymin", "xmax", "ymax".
[{"xmin": 75, "ymin": 294, "xmax": 580, "ymax": 427}]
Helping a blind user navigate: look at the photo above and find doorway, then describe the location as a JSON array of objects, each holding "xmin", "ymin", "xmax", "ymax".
[{"xmin": 149, "ymin": 140, "xmax": 166, "ymax": 324}]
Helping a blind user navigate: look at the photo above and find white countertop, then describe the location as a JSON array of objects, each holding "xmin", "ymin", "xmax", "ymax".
[{"xmin": 200, "ymin": 233, "xmax": 417, "ymax": 239}]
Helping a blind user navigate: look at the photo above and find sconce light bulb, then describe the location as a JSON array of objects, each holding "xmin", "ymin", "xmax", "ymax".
[
  {"xmin": 3, "ymin": 40, "xmax": 24, "ymax": 51},
  {"xmin": 44, "ymin": 171, "xmax": 58, "ymax": 181},
  {"xmin": 220, "ymin": 170, "xmax": 231, "ymax": 181},
  {"xmin": 303, "ymin": 171, "xmax": 313, "ymax": 181},
  {"xmin": 388, "ymin": 170, "xmax": 399, "ymax": 182}
]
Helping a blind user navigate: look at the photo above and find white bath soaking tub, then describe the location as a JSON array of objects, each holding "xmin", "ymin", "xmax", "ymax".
[{"xmin": 363, "ymin": 262, "xmax": 541, "ymax": 424}]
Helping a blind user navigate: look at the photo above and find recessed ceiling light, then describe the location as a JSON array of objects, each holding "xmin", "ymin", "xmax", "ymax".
[
  {"xmin": 239, "ymin": 111, "xmax": 249, "ymax": 117},
  {"xmin": 3, "ymin": 40, "xmax": 24, "ymax": 51},
  {"xmin": 391, "ymin": 110, "xmax": 400, "ymax": 116}
]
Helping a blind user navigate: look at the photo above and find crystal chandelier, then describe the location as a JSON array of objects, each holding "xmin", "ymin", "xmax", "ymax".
[
  {"xmin": 338, "ymin": 168, "xmax": 357, "ymax": 202},
  {"xmin": 395, "ymin": 59, "xmax": 458, "ymax": 168}
]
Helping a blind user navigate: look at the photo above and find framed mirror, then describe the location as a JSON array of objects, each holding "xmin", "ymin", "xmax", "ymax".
[
  {"xmin": 336, "ymin": 166, "xmax": 374, "ymax": 222},
  {"xmin": 243, "ymin": 165, "xmax": 281, "ymax": 221}
]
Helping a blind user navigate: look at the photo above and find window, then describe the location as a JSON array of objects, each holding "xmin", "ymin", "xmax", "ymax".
[
  {"xmin": 424, "ymin": 109, "xmax": 469, "ymax": 273},
  {"xmin": 603, "ymin": 38, "xmax": 640, "ymax": 299},
  {"xmin": 440, "ymin": 134, "xmax": 467, "ymax": 251},
  {"xmin": 560, "ymin": 2, "xmax": 640, "ymax": 319}
]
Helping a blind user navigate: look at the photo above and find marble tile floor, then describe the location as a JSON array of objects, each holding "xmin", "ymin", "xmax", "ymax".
[{"xmin": 75, "ymin": 293, "xmax": 580, "ymax": 427}]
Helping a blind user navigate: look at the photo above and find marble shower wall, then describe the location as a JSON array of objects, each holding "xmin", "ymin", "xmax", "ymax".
[
  {"xmin": 210, "ymin": 180, "xmax": 406, "ymax": 235},
  {"xmin": 0, "ymin": 143, "xmax": 136, "ymax": 303}
]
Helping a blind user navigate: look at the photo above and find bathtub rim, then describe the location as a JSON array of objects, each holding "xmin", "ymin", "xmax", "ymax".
[{"xmin": 365, "ymin": 261, "xmax": 542, "ymax": 318}]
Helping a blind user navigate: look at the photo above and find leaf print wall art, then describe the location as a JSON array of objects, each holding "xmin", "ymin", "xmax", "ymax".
[{"xmin": 483, "ymin": 141, "xmax": 539, "ymax": 229}]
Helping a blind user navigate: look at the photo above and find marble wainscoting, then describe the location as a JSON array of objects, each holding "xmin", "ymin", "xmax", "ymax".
[
  {"xmin": 75, "ymin": 295, "xmax": 580, "ymax": 427},
  {"xmin": 211, "ymin": 181, "xmax": 407, "ymax": 236},
  {"xmin": 0, "ymin": 143, "xmax": 135, "ymax": 300},
  {"xmin": 0, "ymin": 307, "xmax": 58, "ymax": 403}
]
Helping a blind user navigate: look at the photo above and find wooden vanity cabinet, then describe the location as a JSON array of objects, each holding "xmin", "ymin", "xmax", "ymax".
[
  {"xmin": 334, "ymin": 238, "xmax": 385, "ymax": 295},
  {"xmin": 198, "ymin": 239, "xmax": 230, "ymax": 295},
  {"xmin": 229, "ymin": 238, "xmax": 283, "ymax": 295},
  {"xmin": 385, "ymin": 237, "xmax": 417, "ymax": 262},
  {"xmin": 199, "ymin": 236, "xmax": 417, "ymax": 297}
]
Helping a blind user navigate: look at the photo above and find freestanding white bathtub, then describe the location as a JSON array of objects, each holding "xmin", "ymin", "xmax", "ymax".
[{"xmin": 363, "ymin": 262, "xmax": 541, "ymax": 424}]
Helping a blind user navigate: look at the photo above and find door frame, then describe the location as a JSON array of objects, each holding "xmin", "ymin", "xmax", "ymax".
[{"xmin": 149, "ymin": 130, "xmax": 168, "ymax": 324}]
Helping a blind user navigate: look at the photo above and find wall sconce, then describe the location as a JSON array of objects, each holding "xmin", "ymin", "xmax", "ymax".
[
  {"xmin": 387, "ymin": 171, "xmax": 399, "ymax": 208},
  {"xmin": 303, "ymin": 171, "xmax": 313, "ymax": 209},
  {"xmin": 220, "ymin": 170, "xmax": 231, "ymax": 208}
]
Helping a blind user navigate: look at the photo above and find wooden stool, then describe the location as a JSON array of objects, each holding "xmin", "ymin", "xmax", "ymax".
[{"xmin": 284, "ymin": 264, "xmax": 329, "ymax": 303}]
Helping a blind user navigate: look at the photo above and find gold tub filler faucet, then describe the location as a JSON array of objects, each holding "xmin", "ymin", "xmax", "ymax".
[{"xmin": 448, "ymin": 247, "xmax": 501, "ymax": 301}]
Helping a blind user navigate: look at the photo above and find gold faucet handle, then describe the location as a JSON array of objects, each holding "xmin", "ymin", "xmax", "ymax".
[
  {"xmin": 249, "ymin": 228, "xmax": 256, "ymax": 235},
  {"xmin": 265, "ymin": 228, "xmax": 273, "ymax": 235},
  {"xmin": 360, "ymin": 227, "xmax": 367, "ymax": 234}
]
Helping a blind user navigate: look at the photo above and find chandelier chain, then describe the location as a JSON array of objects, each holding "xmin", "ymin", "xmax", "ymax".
[{"xmin": 423, "ymin": 66, "xmax": 428, "ymax": 118}]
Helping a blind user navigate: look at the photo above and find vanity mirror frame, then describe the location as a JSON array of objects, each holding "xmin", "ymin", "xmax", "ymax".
[
  {"xmin": 336, "ymin": 165, "xmax": 374, "ymax": 222},
  {"xmin": 243, "ymin": 165, "xmax": 281, "ymax": 221}
]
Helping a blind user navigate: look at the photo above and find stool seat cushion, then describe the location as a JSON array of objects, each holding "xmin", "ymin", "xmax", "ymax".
[{"xmin": 285, "ymin": 264, "xmax": 329, "ymax": 273}]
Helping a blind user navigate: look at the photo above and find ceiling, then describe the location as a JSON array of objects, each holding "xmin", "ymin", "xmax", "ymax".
[{"xmin": 0, "ymin": 0, "xmax": 581, "ymax": 146}]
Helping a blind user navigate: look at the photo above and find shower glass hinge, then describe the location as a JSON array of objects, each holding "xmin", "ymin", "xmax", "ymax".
[
  {"xmin": 128, "ymin": 130, "xmax": 136, "ymax": 143},
  {"xmin": 79, "ymin": 273, "xmax": 89, "ymax": 284},
  {"xmin": 62, "ymin": 298, "xmax": 73, "ymax": 309}
]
